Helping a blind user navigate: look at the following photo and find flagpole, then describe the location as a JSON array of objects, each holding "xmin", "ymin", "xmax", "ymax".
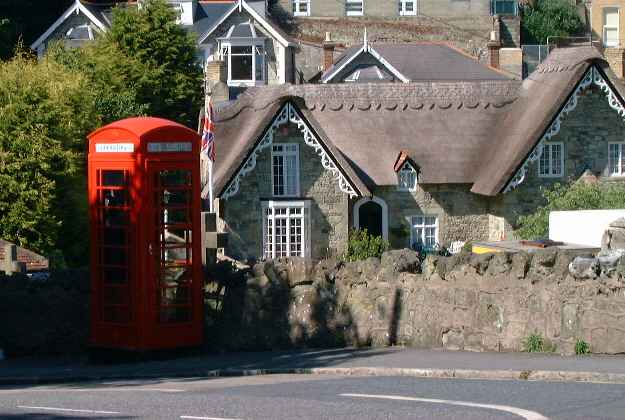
[{"xmin": 208, "ymin": 158, "xmax": 214, "ymax": 213}]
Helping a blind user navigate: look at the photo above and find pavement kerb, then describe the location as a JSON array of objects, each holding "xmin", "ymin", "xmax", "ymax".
[{"xmin": 3, "ymin": 366, "xmax": 625, "ymax": 386}]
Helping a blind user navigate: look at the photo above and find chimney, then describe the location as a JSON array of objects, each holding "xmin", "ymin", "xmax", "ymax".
[
  {"xmin": 204, "ymin": 60, "xmax": 229, "ymax": 103},
  {"xmin": 322, "ymin": 32, "xmax": 336, "ymax": 71},
  {"xmin": 487, "ymin": 16, "xmax": 502, "ymax": 69}
]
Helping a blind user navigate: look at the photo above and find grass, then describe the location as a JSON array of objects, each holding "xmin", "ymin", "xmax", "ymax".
[{"xmin": 575, "ymin": 339, "xmax": 590, "ymax": 355}]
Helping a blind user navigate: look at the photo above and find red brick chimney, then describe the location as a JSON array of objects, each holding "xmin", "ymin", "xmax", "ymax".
[{"xmin": 322, "ymin": 32, "xmax": 337, "ymax": 71}]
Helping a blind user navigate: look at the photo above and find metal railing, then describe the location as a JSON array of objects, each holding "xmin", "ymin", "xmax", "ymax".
[
  {"xmin": 522, "ymin": 44, "xmax": 550, "ymax": 78},
  {"xmin": 491, "ymin": 0, "xmax": 518, "ymax": 16}
]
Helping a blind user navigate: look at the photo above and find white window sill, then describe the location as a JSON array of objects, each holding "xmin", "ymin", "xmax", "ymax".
[
  {"xmin": 537, "ymin": 174, "xmax": 563, "ymax": 178},
  {"xmin": 399, "ymin": 12, "xmax": 417, "ymax": 16},
  {"xmin": 293, "ymin": 12, "xmax": 310, "ymax": 17},
  {"xmin": 227, "ymin": 80, "xmax": 266, "ymax": 87},
  {"xmin": 346, "ymin": 12, "xmax": 364, "ymax": 16}
]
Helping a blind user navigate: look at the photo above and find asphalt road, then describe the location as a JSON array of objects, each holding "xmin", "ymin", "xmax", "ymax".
[{"xmin": 1, "ymin": 374, "xmax": 625, "ymax": 419}]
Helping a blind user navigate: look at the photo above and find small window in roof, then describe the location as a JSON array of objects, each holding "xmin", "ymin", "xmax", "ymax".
[{"xmin": 398, "ymin": 162, "xmax": 417, "ymax": 191}]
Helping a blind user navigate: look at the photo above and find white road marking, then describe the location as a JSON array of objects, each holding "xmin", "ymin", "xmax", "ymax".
[
  {"xmin": 17, "ymin": 405, "xmax": 120, "ymax": 415},
  {"xmin": 340, "ymin": 393, "xmax": 549, "ymax": 420},
  {"xmin": 180, "ymin": 416, "xmax": 243, "ymax": 420}
]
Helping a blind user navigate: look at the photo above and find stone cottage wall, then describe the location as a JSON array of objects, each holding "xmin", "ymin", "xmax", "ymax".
[
  {"xmin": 374, "ymin": 184, "xmax": 492, "ymax": 249},
  {"xmin": 217, "ymin": 249, "xmax": 625, "ymax": 355},
  {"xmin": 495, "ymin": 87, "xmax": 625, "ymax": 236},
  {"xmin": 220, "ymin": 120, "xmax": 349, "ymax": 261}
]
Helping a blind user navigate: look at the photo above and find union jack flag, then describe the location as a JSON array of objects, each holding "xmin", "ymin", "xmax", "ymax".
[{"xmin": 201, "ymin": 101, "xmax": 216, "ymax": 161}]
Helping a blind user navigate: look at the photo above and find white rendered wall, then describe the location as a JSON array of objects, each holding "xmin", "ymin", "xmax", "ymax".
[{"xmin": 549, "ymin": 210, "xmax": 625, "ymax": 247}]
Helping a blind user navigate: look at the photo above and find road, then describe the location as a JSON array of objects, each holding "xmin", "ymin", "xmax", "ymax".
[{"xmin": 1, "ymin": 374, "xmax": 625, "ymax": 419}]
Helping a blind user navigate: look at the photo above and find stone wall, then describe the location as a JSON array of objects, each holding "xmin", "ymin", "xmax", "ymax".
[
  {"xmin": 0, "ymin": 270, "xmax": 90, "ymax": 357},
  {"xmin": 215, "ymin": 249, "xmax": 625, "ymax": 355},
  {"xmin": 220, "ymin": 119, "xmax": 349, "ymax": 261}
]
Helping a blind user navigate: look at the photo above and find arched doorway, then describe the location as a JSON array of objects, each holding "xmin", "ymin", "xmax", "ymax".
[{"xmin": 353, "ymin": 197, "xmax": 388, "ymax": 240}]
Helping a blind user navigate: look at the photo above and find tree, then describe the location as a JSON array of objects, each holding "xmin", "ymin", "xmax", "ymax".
[
  {"xmin": 0, "ymin": 53, "xmax": 89, "ymax": 257},
  {"xmin": 515, "ymin": 181, "xmax": 625, "ymax": 240},
  {"xmin": 521, "ymin": 0, "xmax": 585, "ymax": 45},
  {"xmin": 100, "ymin": 0, "xmax": 203, "ymax": 128}
]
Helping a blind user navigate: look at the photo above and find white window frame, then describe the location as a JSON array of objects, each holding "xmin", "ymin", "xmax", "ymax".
[
  {"xmin": 262, "ymin": 200, "xmax": 311, "ymax": 259},
  {"xmin": 397, "ymin": 162, "xmax": 418, "ymax": 191},
  {"xmin": 608, "ymin": 142, "xmax": 625, "ymax": 176},
  {"xmin": 537, "ymin": 142, "xmax": 564, "ymax": 178},
  {"xmin": 346, "ymin": 0, "xmax": 364, "ymax": 16},
  {"xmin": 408, "ymin": 215, "xmax": 438, "ymax": 251},
  {"xmin": 603, "ymin": 7, "xmax": 620, "ymax": 48},
  {"xmin": 272, "ymin": 143, "xmax": 300, "ymax": 197},
  {"xmin": 399, "ymin": 0, "xmax": 416, "ymax": 16},
  {"xmin": 65, "ymin": 24, "xmax": 94, "ymax": 40},
  {"xmin": 293, "ymin": 0, "xmax": 311, "ymax": 16},
  {"xmin": 220, "ymin": 40, "xmax": 266, "ymax": 87}
]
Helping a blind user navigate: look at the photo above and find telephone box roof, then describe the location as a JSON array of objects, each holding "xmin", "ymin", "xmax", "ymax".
[{"xmin": 89, "ymin": 117, "xmax": 197, "ymax": 139}]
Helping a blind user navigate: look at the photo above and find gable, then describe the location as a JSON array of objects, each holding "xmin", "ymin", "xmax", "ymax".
[
  {"xmin": 321, "ymin": 44, "xmax": 408, "ymax": 84},
  {"xmin": 31, "ymin": 1, "xmax": 108, "ymax": 51},
  {"xmin": 214, "ymin": 101, "xmax": 368, "ymax": 200},
  {"xmin": 197, "ymin": 0, "xmax": 293, "ymax": 47},
  {"xmin": 501, "ymin": 65, "xmax": 625, "ymax": 193}
]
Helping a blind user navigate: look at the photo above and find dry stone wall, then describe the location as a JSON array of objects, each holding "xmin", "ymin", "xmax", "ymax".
[{"xmin": 217, "ymin": 249, "xmax": 625, "ymax": 355}]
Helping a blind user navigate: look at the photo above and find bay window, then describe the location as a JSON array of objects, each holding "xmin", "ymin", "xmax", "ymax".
[
  {"xmin": 218, "ymin": 22, "xmax": 266, "ymax": 86},
  {"xmin": 262, "ymin": 201, "xmax": 310, "ymax": 259}
]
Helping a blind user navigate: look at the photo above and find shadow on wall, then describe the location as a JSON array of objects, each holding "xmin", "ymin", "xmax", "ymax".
[{"xmin": 204, "ymin": 257, "xmax": 405, "ymax": 351}]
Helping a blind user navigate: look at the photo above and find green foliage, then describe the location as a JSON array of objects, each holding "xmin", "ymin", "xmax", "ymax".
[
  {"xmin": 522, "ymin": 332, "xmax": 545, "ymax": 352},
  {"xmin": 575, "ymin": 339, "xmax": 590, "ymax": 355},
  {"xmin": 521, "ymin": 0, "xmax": 585, "ymax": 44},
  {"xmin": 516, "ymin": 181, "xmax": 625, "ymax": 240},
  {"xmin": 100, "ymin": 0, "xmax": 203, "ymax": 128},
  {"xmin": 342, "ymin": 229, "xmax": 389, "ymax": 262},
  {"xmin": 0, "ymin": 52, "xmax": 91, "ymax": 259}
]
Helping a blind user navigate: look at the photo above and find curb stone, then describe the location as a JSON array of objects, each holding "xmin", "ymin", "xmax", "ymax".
[{"xmin": 3, "ymin": 367, "xmax": 625, "ymax": 386}]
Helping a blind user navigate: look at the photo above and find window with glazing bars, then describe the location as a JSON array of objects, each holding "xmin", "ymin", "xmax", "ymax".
[
  {"xmin": 263, "ymin": 202, "xmax": 309, "ymax": 259},
  {"xmin": 410, "ymin": 215, "xmax": 437, "ymax": 250},
  {"xmin": 293, "ymin": 0, "xmax": 310, "ymax": 16},
  {"xmin": 272, "ymin": 144, "xmax": 300, "ymax": 196},
  {"xmin": 397, "ymin": 163, "xmax": 417, "ymax": 190},
  {"xmin": 399, "ymin": 0, "xmax": 416, "ymax": 15},
  {"xmin": 538, "ymin": 143, "xmax": 564, "ymax": 177},
  {"xmin": 346, "ymin": 0, "xmax": 363, "ymax": 16},
  {"xmin": 609, "ymin": 142, "xmax": 625, "ymax": 176}
]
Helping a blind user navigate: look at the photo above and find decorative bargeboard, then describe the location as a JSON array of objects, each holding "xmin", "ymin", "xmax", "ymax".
[
  {"xmin": 222, "ymin": 102, "xmax": 359, "ymax": 199},
  {"xmin": 504, "ymin": 65, "xmax": 625, "ymax": 192}
]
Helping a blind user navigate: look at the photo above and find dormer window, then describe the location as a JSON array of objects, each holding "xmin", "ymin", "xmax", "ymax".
[
  {"xmin": 218, "ymin": 22, "xmax": 266, "ymax": 87},
  {"xmin": 65, "ymin": 25, "xmax": 94, "ymax": 41},
  {"xmin": 398, "ymin": 162, "xmax": 418, "ymax": 191}
]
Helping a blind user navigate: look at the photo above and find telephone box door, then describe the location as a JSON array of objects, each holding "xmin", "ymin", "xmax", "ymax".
[{"xmin": 145, "ymin": 161, "xmax": 202, "ymax": 347}]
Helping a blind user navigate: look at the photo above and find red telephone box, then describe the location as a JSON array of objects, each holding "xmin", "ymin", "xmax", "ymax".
[{"xmin": 87, "ymin": 117, "xmax": 203, "ymax": 351}]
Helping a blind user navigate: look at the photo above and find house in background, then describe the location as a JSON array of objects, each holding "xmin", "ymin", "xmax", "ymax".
[
  {"xmin": 0, "ymin": 240, "xmax": 49, "ymax": 274},
  {"xmin": 31, "ymin": 0, "xmax": 296, "ymax": 99},
  {"xmin": 318, "ymin": 38, "xmax": 512, "ymax": 83},
  {"xmin": 588, "ymin": 0, "xmax": 625, "ymax": 77},
  {"xmin": 208, "ymin": 45, "xmax": 625, "ymax": 261},
  {"xmin": 276, "ymin": 0, "xmax": 518, "ymax": 18}
]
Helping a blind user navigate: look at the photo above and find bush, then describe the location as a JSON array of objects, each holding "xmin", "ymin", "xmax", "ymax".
[
  {"xmin": 523, "ymin": 332, "xmax": 545, "ymax": 352},
  {"xmin": 575, "ymin": 339, "xmax": 590, "ymax": 355},
  {"xmin": 342, "ymin": 229, "xmax": 389, "ymax": 262},
  {"xmin": 521, "ymin": 0, "xmax": 585, "ymax": 45},
  {"xmin": 516, "ymin": 181, "xmax": 625, "ymax": 240}
]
